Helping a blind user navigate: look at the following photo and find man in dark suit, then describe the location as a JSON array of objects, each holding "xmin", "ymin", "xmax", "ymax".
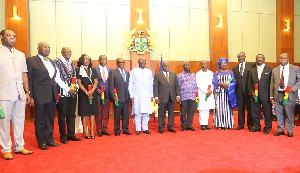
[
  {"xmin": 248, "ymin": 54, "xmax": 273, "ymax": 134},
  {"xmin": 153, "ymin": 61, "xmax": 180, "ymax": 134},
  {"xmin": 27, "ymin": 41, "xmax": 60, "ymax": 150},
  {"xmin": 109, "ymin": 57, "xmax": 132, "ymax": 136},
  {"xmin": 270, "ymin": 53, "xmax": 300, "ymax": 137},
  {"xmin": 232, "ymin": 52, "xmax": 256, "ymax": 131},
  {"xmin": 95, "ymin": 55, "xmax": 112, "ymax": 137}
]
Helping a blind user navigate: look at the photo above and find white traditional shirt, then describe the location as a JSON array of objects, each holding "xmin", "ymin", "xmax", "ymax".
[
  {"xmin": 128, "ymin": 67, "xmax": 153, "ymax": 114},
  {"xmin": 196, "ymin": 70, "xmax": 215, "ymax": 110}
]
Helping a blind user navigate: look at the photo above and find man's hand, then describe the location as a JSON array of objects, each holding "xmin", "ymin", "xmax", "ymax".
[
  {"xmin": 252, "ymin": 92, "xmax": 256, "ymax": 99},
  {"xmin": 29, "ymin": 98, "xmax": 35, "ymax": 107},
  {"xmin": 131, "ymin": 98, "xmax": 134, "ymax": 102},
  {"xmin": 270, "ymin": 98, "xmax": 275, "ymax": 104},
  {"xmin": 206, "ymin": 90, "xmax": 212, "ymax": 97},
  {"xmin": 25, "ymin": 93, "xmax": 30, "ymax": 104},
  {"xmin": 289, "ymin": 88, "xmax": 294, "ymax": 94},
  {"xmin": 97, "ymin": 89, "xmax": 103, "ymax": 95},
  {"xmin": 155, "ymin": 98, "xmax": 160, "ymax": 105},
  {"xmin": 176, "ymin": 97, "xmax": 181, "ymax": 104},
  {"xmin": 68, "ymin": 88, "xmax": 76, "ymax": 95}
]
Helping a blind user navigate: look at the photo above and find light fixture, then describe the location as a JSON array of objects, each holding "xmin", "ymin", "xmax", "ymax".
[
  {"xmin": 285, "ymin": 20, "xmax": 290, "ymax": 30},
  {"xmin": 13, "ymin": 6, "xmax": 20, "ymax": 19},
  {"xmin": 137, "ymin": 10, "xmax": 143, "ymax": 23},
  {"xmin": 217, "ymin": 15, "xmax": 223, "ymax": 27}
]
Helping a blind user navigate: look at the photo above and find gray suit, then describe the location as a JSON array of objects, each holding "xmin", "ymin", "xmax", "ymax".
[
  {"xmin": 0, "ymin": 45, "xmax": 27, "ymax": 153},
  {"xmin": 153, "ymin": 71, "xmax": 180, "ymax": 130},
  {"xmin": 270, "ymin": 64, "xmax": 300, "ymax": 132}
]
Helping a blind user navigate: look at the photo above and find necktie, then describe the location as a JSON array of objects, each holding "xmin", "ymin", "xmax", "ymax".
[
  {"xmin": 102, "ymin": 67, "xmax": 106, "ymax": 83},
  {"xmin": 166, "ymin": 72, "xmax": 169, "ymax": 83},
  {"xmin": 280, "ymin": 66, "xmax": 284, "ymax": 89},
  {"xmin": 121, "ymin": 69, "xmax": 126, "ymax": 82},
  {"xmin": 239, "ymin": 63, "xmax": 243, "ymax": 76}
]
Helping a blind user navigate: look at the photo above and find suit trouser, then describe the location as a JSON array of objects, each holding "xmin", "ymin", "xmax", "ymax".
[
  {"xmin": 237, "ymin": 93, "xmax": 253, "ymax": 126},
  {"xmin": 34, "ymin": 101, "xmax": 56, "ymax": 146},
  {"xmin": 158, "ymin": 99, "xmax": 175, "ymax": 130},
  {"xmin": 56, "ymin": 96, "xmax": 77, "ymax": 139},
  {"xmin": 96, "ymin": 98, "xmax": 110, "ymax": 132},
  {"xmin": 251, "ymin": 100, "xmax": 272, "ymax": 131},
  {"xmin": 0, "ymin": 99, "xmax": 25, "ymax": 153},
  {"xmin": 180, "ymin": 100, "xmax": 196, "ymax": 128},
  {"xmin": 113, "ymin": 101, "xmax": 129, "ymax": 133},
  {"xmin": 276, "ymin": 92, "xmax": 296, "ymax": 132}
]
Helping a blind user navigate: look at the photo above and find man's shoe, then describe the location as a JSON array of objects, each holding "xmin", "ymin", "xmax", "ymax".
[
  {"xmin": 181, "ymin": 128, "xmax": 186, "ymax": 131},
  {"xmin": 274, "ymin": 131, "xmax": 284, "ymax": 136},
  {"xmin": 136, "ymin": 131, "xmax": 141, "ymax": 135},
  {"xmin": 296, "ymin": 124, "xmax": 300, "ymax": 126},
  {"xmin": 143, "ymin": 130, "xmax": 151, "ymax": 134},
  {"xmin": 201, "ymin": 125, "xmax": 206, "ymax": 130},
  {"xmin": 47, "ymin": 142, "xmax": 60, "ymax": 147},
  {"xmin": 67, "ymin": 136, "xmax": 82, "ymax": 141},
  {"xmin": 187, "ymin": 126, "xmax": 196, "ymax": 131},
  {"xmin": 61, "ymin": 137, "xmax": 68, "ymax": 144},
  {"xmin": 39, "ymin": 144, "xmax": 49, "ymax": 150},
  {"xmin": 3, "ymin": 152, "xmax": 13, "ymax": 160},
  {"xmin": 168, "ymin": 128, "xmax": 176, "ymax": 133},
  {"xmin": 287, "ymin": 132, "xmax": 293, "ymax": 137},
  {"xmin": 102, "ymin": 131, "xmax": 111, "ymax": 136},
  {"xmin": 205, "ymin": 125, "xmax": 211, "ymax": 130},
  {"xmin": 264, "ymin": 130, "xmax": 270, "ymax": 135},
  {"xmin": 236, "ymin": 125, "xmax": 244, "ymax": 130},
  {"xmin": 115, "ymin": 132, "xmax": 120, "ymax": 136},
  {"xmin": 15, "ymin": 148, "xmax": 33, "ymax": 155},
  {"xmin": 97, "ymin": 131, "xmax": 103, "ymax": 137},
  {"xmin": 250, "ymin": 128, "xmax": 261, "ymax": 132},
  {"xmin": 159, "ymin": 130, "xmax": 164, "ymax": 134},
  {"xmin": 123, "ymin": 130, "xmax": 132, "ymax": 135},
  {"xmin": 248, "ymin": 125, "xmax": 254, "ymax": 131}
]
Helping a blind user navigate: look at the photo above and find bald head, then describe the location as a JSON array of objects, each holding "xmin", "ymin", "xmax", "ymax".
[
  {"xmin": 61, "ymin": 47, "xmax": 72, "ymax": 60},
  {"xmin": 38, "ymin": 41, "xmax": 50, "ymax": 57}
]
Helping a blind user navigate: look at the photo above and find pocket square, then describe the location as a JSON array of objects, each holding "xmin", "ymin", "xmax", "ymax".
[{"xmin": 265, "ymin": 72, "xmax": 270, "ymax": 74}]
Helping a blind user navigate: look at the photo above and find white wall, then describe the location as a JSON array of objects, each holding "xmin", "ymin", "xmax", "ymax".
[
  {"xmin": 149, "ymin": 0, "xmax": 209, "ymax": 61},
  {"xmin": 29, "ymin": 0, "xmax": 130, "ymax": 61},
  {"xmin": 228, "ymin": 0, "xmax": 276, "ymax": 62}
]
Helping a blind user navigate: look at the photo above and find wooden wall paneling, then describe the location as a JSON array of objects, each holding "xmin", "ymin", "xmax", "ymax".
[
  {"xmin": 208, "ymin": 0, "xmax": 228, "ymax": 73},
  {"xmin": 276, "ymin": 0, "xmax": 294, "ymax": 64}
]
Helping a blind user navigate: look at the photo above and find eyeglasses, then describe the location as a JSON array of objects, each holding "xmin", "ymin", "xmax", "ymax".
[
  {"xmin": 84, "ymin": 58, "xmax": 91, "ymax": 61},
  {"xmin": 117, "ymin": 62, "xmax": 125, "ymax": 64}
]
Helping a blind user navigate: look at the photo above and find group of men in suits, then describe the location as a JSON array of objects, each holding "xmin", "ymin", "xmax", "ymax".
[{"xmin": 233, "ymin": 52, "xmax": 300, "ymax": 137}]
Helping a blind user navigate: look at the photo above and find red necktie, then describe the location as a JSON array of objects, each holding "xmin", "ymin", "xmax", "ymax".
[
  {"xmin": 102, "ymin": 67, "xmax": 106, "ymax": 83},
  {"xmin": 279, "ymin": 66, "xmax": 284, "ymax": 89}
]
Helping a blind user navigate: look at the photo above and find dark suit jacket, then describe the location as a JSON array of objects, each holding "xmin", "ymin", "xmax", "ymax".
[
  {"xmin": 27, "ymin": 55, "xmax": 57, "ymax": 104},
  {"xmin": 270, "ymin": 64, "xmax": 300, "ymax": 101},
  {"xmin": 109, "ymin": 68, "xmax": 129, "ymax": 102},
  {"xmin": 248, "ymin": 65, "xmax": 273, "ymax": 102},
  {"xmin": 153, "ymin": 71, "xmax": 180, "ymax": 103},
  {"xmin": 232, "ymin": 62, "xmax": 256, "ymax": 98},
  {"xmin": 94, "ymin": 65, "xmax": 112, "ymax": 99}
]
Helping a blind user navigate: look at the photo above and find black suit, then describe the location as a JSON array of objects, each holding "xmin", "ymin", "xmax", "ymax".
[
  {"xmin": 232, "ymin": 62, "xmax": 255, "ymax": 127},
  {"xmin": 248, "ymin": 65, "xmax": 273, "ymax": 131},
  {"xmin": 153, "ymin": 71, "xmax": 180, "ymax": 130},
  {"xmin": 109, "ymin": 68, "xmax": 130, "ymax": 133},
  {"xmin": 27, "ymin": 55, "xmax": 57, "ymax": 146}
]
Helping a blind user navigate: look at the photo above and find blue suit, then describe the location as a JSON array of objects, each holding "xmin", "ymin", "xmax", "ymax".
[{"xmin": 94, "ymin": 65, "xmax": 112, "ymax": 99}]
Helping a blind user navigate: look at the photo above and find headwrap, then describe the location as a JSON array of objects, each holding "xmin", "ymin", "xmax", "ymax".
[{"xmin": 217, "ymin": 57, "xmax": 229, "ymax": 69}]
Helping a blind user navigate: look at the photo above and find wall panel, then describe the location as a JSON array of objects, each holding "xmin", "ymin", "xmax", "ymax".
[
  {"xmin": 295, "ymin": 0, "xmax": 300, "ymax": 62},
  {"xmin": 243, "ymin": 13, "xmax": 259, "ymax": 62},
  {"xmin": 228, "ymin": 11, "xmax": 242, "ymax": 61},
  {"xmin": 260, "ymin": 14, "xmax": 276, "ymax": 61},
  {"xmin": 0, "ymin": 0, "xmax": 5, "ymax": 30}
]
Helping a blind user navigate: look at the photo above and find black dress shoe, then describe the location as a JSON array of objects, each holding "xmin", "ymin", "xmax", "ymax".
[
  {"xmin": 115, "ymin": 132, "xmax": 120, "ymax": 136},
  {"xmin": 187, "ymin": 126, "xmax": 196, "ymax": 131},
  {"xmin": 68, "ymin": 136, "xmax": 82, "ymax": 141},
  {"xmin": 248, "ymin": 125, "xmax": 254, "ymax": 131},
  {"xmin": 136, "ymin": 131, "xmax": 141, "ymax": 135},
  {"xmin": 47, "ymin": 142, "xmax": 60, "ymax": 147},
  {"xmin": 181, "ymin": 128, "xmax": 186, "ymax": 131},
  {"xmin": 264, "ymin": 130, "xmax": 270, "ymax": 135},
  {"xmin": 97, "ymin": 131, "xmax": 103, "ymax": 137},
  {"xmin": 236, "ymin": 125, "xmax": 244, "ymax": 130},
  {"xmin": 250, "ymin": 128, "xmax": 261, "ymax": 132},
  {"xmin": 296, "ymin": 124, "xmax": 300, "ymax": 126},
  {"xmin": 102, "ymin": 131, "xmax": 111, "ymax": 136},
  {"xmin": 123, "ymin": 130, "xmax": 132, "ymax": 135},
  {"xmin": 205, "ymin": 125, "xmax": 211, "ymax": 130},
  {"xmin": 143, "ymin": 130, "xmax": 151, "ymax": 134},
  {"xmin": 274, "ymin": 131, "xmax": 284, "ymax": 136},
  {"xmin": 287, "ymin": 132, "xmax": 293, "ymax": 137},
  {"xmin": 159, "ymin": 130, "xmax": 164, "ymax": 134},
  {"xmin": 168, "ymin": 128, "xmax": 176, "ymax": 133},
  {"xmin": 201, "ymin": 125, "xmax": 206, "ymax": 130},
  {"xmin": 39, "ymin": 144, "xmax": 49, "ymax": 150},
  {"xmin": 61, "ymin": 137, "xmax": 68, "ymax": 144}
]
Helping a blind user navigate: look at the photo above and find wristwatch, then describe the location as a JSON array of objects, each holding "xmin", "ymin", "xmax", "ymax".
[{"xmin": 25, "ymin": 91, "xmax": 30, "ymax": 94}]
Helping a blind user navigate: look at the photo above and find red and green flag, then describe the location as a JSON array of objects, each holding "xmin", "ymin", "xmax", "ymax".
[{"xmin": 100, "ymin": 86, "xmax": 105, "ymax": 104}]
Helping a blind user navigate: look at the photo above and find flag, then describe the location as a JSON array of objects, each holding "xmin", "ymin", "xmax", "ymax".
[
  {"xmin": 114, "ymin": 88, "xmax": 119, "ymax": 107},
  {"xmin": 0, "ymin": 107, "xmax": 5, "ymax": 119},
  {"xmin": 195, "ymin": 91, "xmax": 199, "ymax": 107},
  {"xmin": 283, "ymin": 85, "xmax": 291, "ymax": 105},
  {"xmin": 254, "ymin": 84, "xmax": 258, "ymax": 102},
  {"xmin": 159, "ymin": 55, "xmax": 163, "ymax": 72},
  {"xmin": 205, "ymin": 85, "xmax": 211, "ymax": 101},
  {"xmin": 88, "ymin": 85, "xmax": 92, "ymax": 105},
  {"xmin": 100, "ymin": 86, "xmax": 105, "ymax": 104}
]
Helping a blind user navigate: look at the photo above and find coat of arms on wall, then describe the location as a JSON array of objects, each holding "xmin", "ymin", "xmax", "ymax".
[{"xmin": 125, "ymin": 28, "xmax": 157, "ymax": 55}]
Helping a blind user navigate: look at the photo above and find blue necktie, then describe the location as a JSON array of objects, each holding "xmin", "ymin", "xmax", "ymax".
[{"xmin": 121, "ymin": 69, "xmax": 126, "ymax": 82}]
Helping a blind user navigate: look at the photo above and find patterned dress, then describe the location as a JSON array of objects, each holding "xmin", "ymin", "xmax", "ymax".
[{"xmin": 212, "ymin": 70, "xmax": 236, "ymax": 128}]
